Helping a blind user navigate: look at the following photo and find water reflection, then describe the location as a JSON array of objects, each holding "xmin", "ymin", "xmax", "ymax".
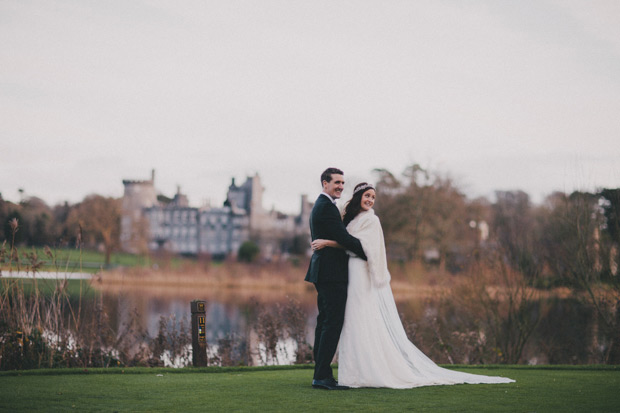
[
  {"xmin": 101, "ymin": 287, "xmax": 316, "ymax": 344},
  {"xmin": 93, "ymin": 283, "xmax": 604, "ymax": 366}
]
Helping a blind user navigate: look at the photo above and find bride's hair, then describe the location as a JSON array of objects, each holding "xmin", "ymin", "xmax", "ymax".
[{"xmin": 343, "ymin": 182, "xmax": 374, "ymax": 227}]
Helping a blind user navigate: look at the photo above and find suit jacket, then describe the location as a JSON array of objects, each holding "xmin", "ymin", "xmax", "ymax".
[{"xmin": 305, "ymin": 194, "xmax": 367, "ymax": 284}]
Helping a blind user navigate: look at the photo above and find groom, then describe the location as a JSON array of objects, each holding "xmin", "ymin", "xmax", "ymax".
[{"xmin": 305, "ymin": 167, "xmax": 367, "ymax": 390}]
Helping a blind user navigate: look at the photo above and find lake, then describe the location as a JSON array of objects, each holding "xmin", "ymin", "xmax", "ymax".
[
  {"xmin": 5, "ymin": 271, "xmax": 608, "ymax": 367},
  {"xmin": 91, "ymin": 278, "xmax": 607, "ymax": 367}
]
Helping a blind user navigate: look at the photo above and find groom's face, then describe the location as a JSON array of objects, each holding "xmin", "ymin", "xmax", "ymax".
[{"xmin": 323, "ymin": 174, "xmax": 345, "ymax": 199}]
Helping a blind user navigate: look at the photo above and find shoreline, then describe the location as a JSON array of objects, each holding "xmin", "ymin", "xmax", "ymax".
[{"xmin": 0, "ymin": 270, "xmax": 92, "ymax": 280}]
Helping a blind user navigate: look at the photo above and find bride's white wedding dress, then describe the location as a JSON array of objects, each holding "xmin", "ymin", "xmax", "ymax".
[{"xmin": 338, "ymin": 209, "xmax": 514, "ymax": 388}]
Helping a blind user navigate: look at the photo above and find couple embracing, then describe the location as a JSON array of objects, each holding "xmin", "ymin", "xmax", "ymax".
[{"xmin": 305, "ymin": 167, "xmax": 514, "ymax": 390}]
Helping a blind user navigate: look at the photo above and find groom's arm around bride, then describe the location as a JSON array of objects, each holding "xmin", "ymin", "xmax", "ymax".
[{"xmin": 304, "ymin": 192, "xmax": 366, "ymax": 284}]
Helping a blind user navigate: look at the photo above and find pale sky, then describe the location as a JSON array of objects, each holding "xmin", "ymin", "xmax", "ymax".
[{"xmin": 2, "ymin": 0, "xmax": 619, "ymax": 214}]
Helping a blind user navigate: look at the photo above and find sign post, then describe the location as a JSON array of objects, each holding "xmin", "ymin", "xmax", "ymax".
[{"xmin": 190, "ymin": 300, "xmax": 208, "ymax": 367}]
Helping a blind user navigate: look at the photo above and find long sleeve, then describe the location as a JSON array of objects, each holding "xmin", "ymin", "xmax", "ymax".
[{"xmin": 306, "ymin": 195, "xmax": 368, "ymax": 284}]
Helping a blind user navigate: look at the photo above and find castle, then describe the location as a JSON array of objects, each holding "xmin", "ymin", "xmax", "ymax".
[{"xmin": 120, "ymin": 171, "xmax": 312, "ymax": 259}]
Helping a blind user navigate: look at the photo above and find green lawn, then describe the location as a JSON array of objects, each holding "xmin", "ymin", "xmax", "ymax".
[
  {"xmin": 1, "ymin": 365, "xmax": 618, "ymax": 412},
  {"xmin": 0, "ymin": 277, "xmax": 99, "ymax": 298},
  {"xmin": 2, "ymin": 247, "xmax": 192, "ymax": 274}
]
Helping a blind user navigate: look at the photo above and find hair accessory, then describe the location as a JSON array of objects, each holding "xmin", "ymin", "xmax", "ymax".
[{"xmin": 353, "ymin": 183, "xmax": 375, "ymax": 195}]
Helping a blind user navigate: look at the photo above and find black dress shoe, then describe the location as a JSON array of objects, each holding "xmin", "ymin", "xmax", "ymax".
[{"xmin": 312, "ymin": 378, "xmax": 350, "ymax": 390}]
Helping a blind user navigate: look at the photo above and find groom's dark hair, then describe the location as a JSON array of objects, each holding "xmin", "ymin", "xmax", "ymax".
[{"xmin": 321, "ymin": 167, "xmax": 344, "ymax": 184}]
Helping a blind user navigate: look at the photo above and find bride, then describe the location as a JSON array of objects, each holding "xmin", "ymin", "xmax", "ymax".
[{"xmin": 311, "ymin": 182, "xmax": 514, "ymax": 389}]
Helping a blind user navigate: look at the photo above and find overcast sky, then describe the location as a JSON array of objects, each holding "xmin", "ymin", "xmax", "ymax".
[{"xmin": 2, "ymin": 0, "xmax": 619, "ymax": 213}]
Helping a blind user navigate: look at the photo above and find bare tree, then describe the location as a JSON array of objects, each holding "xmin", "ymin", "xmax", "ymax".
[
  {"xmin": 373, "ymin": 164, "xmax": 470, "ymax": 270},
  {"xmin": 491, "ymin": 191, "xmax": 542, "ymax": 280},
  {"xmin": 540, "ymin": 191, "xmax": 620, "ymax": 362},
  {"xmin": 67, "ymin": 195, "xmax": 121, "ymax": 266}
]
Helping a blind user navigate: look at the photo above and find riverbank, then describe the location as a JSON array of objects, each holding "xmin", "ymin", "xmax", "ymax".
[
  {"xmin": 0, "ymin": 270, "xmax": 91, "ymax": 279},
  {"xmin": 94, "ymin": 266, "xmax": 473, "ymax": 306},
  {"xmin": 95, "ymin": 263, "xmax": 576, "ymax": 304}
]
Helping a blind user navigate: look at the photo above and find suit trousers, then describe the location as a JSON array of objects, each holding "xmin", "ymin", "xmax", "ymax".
[{"xmin": 313, "ymin": 281, "xmax": 348, "ymax": 380}]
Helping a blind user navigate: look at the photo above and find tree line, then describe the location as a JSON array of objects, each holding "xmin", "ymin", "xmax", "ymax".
[
  {"xmin": 2, "ymin": 166, "xmax": 619, "ymax": 280},
  {"xmin": 0, "ymin": 194, "xmax": 120, "ymax": 266},
  {"xmin": 372, "ymin": 164, "xmax": 619, "ymax": 286}
]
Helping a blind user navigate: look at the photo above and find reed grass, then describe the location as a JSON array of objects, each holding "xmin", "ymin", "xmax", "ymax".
[{"xmin": 0, "ymin": 221, "xmax": 196, "ymax": 370}]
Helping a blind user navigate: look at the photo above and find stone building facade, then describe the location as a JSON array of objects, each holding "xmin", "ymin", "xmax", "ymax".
[{"xmin": 121, "ymin": 171, "xmax": 312, "ymax": 259}]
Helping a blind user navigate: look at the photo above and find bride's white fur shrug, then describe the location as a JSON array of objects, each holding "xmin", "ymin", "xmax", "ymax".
[{"xmin": 346, "ymin": 209, "xmax": 391, "ymax": 287}]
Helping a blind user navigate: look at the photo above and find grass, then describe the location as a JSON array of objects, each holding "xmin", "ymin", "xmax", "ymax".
[
  {"xmin": 1, "ymin": 246, "xmax": 191, "ymax": 274},
  {"xmin": 0, "ymin": 278, "xmax": 99, "ymax": 298},
  {"xmin": 0, "ymin": 365, "xmax": 618, "ymax": 412}
]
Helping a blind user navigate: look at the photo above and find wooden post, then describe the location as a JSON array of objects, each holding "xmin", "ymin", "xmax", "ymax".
[{"xmin": 191, "ymin": 300, "xmax": 208, "ymax": 367}]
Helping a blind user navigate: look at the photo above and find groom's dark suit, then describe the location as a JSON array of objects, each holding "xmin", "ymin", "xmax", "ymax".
[{"xmin": 305, "ymin": 194, "xmax": 367, "ymax": 381}]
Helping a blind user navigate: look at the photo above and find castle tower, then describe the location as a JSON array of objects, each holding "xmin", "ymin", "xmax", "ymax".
[
  {"xmin": 226, "ymin": 173, "xmax": 266, "ymax": 231},
  {"xmin": 248, "ymin": 173, "xmax": 265, "ymax": 231},
  {"xmin": 120, "ymin": 169, "xmax": 158, "ymax": 253},
  {"xmin": 299, "ymin": 194, "xmax": 312, "ymax": 231}
]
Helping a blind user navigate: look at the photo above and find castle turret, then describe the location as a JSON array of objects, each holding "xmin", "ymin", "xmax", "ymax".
[
  {"xmin": 121, "ymin": 171, "xmax": 158, "ymax": 253},
  {"xmin": 248, "ymin": 173, "xmax": 265, "ymax": 231}
]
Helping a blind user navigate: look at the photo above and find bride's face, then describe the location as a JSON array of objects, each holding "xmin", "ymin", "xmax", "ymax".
[{"xmin": 360, "ymin": 189, "xmax": 376, "ymax": 211}]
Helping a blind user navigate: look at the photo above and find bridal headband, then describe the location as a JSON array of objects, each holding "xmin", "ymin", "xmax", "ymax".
[{"xmin": 353, "ymin": 183, "xmax": 375, "ymax": 195}]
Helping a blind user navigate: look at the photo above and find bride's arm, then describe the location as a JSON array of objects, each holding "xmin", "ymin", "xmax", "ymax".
[{"xmin": 311, "ymin": 239, "xmax": 343, "ymax": 251}]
